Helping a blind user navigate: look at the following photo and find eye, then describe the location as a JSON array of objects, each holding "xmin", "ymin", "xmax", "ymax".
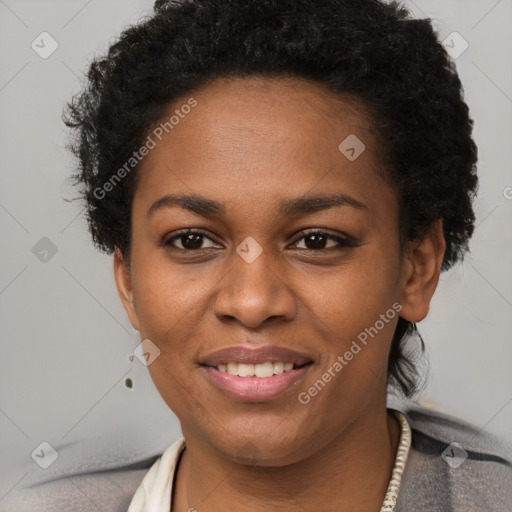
[
  {"xmin": 162, "ymin": 229, "xmax": 220, "ymax": 251},
  {"xmin": 290, "ymin": 230, "xmax": 356, "ymax": 251},
  {"xmin": 161, "ymin": 228, "xmax": 357, "ymax": 253}
]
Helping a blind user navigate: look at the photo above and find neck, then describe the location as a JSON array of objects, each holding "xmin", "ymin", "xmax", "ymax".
[{"xmin": 172, "ymin": 406, "xmax": 401, "ymax": 512}]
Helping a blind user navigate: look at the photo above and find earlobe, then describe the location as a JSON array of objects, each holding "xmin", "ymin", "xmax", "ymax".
[
  {"xmin": 398, "ymin": 220, "xmax": 446, "ymax": 323},
  {"xmin": 113, "ymin": 248, "xmax": 140, "ymax": 331}
]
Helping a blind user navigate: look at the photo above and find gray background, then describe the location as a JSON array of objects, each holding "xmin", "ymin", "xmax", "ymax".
[{"xmin": 1, "ymin": 0, "xmax": 511, "ymax": 499}]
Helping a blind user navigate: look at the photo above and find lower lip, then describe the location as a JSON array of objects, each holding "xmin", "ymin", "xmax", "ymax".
[{"xmin": 201, "ymin": 364, "xmax": 313, "ymax": 402}]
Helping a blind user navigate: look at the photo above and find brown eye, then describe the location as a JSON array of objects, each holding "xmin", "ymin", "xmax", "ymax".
[
  {"xmin": 291, "ymin": 231, "xmax": 356, "ymax": 251},
  {"xmin": 162, "ymin": 229, "xmax": 219, "ymax": 251}
]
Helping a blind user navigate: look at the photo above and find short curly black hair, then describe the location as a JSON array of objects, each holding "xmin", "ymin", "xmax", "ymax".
[{"xmin": 63, "ymin": 0, "xmax": 478, "ymax": 398}]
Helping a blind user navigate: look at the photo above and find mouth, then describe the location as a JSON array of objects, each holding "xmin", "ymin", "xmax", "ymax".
[
  {"xmin": 198, "ymin": 344, "xmax": 315, "ymax": 401},
  {"xmin": 200, "ymin": 361, "xmax": 313, "ymax": 378},
  {"xmin": 199, "ymin": 360, "xmax": 314, "ymax": 402}
]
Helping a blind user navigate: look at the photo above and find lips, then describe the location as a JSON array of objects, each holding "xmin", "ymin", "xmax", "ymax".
[
  {"xmin": 198, "ymin": 344, "xmax": 315, "ymax": 401},
  {"xmin": 199, "ymin": 344, "xmax": 314, "ymax": 367}
]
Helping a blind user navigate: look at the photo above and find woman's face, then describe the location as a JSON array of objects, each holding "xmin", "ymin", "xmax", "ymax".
[{"xmin": 115, "ymin": 76, "xmax": 434, "ymax": 464}]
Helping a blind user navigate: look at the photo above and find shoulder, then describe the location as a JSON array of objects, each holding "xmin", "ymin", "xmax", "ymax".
[
  {"xmin": 394, "ymin": 402, "xmax": 512, "ymax": 512},
  {"xmin": 0, "ymin": 433, "xmax": 181, "ymax": 512}
]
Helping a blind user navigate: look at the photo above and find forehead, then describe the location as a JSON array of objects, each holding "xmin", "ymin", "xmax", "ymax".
[
  {"xmin": 134, "ymin": 75, "xmax": 392, "ymax": 219},
  {"xmin": 145, "ymin": 75, "xmax": 376, "ymax": 158}
]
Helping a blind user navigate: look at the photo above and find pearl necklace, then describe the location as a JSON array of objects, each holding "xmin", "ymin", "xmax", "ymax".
[{"xmin": 379, "ymin": 410, "xmax": 412, "ymax": 511}]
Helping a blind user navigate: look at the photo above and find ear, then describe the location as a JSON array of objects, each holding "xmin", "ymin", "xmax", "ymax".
[
  {"xmin": 113, "ymin": 248, "xmax": 140, "ymax": 331},
  {"xmin": 398, "ymin": 219, "xmax": 446, "ymax": 323}
]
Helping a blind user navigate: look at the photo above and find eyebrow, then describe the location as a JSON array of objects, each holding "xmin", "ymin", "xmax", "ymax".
[{"xmin": 147, "ymin": 193, "xmax": 368, "ymax": 218}]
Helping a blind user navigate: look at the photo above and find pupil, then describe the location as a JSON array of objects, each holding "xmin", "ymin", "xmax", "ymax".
[
  {"xmin": 306, "ymin": 234, "xmax": 326, "ymax": 250},
  {"xmin": 183, "ymin": 234, "xmax": 203, "ymax": 249}
]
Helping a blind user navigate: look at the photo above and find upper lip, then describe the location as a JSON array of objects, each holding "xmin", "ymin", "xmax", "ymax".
[{"xmin": 199, "ymin": 345, "xmax": 314, "ymax": 367}]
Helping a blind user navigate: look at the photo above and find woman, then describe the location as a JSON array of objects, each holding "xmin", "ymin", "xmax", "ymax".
[{"xmin": 57, "ymin": 0, "xmax": 510, "ymax": 510}]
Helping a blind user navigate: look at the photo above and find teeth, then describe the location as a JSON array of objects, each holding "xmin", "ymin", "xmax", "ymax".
[
  {"xmin": 255, "ymin": 362, "xmax": 274, "ymax": 378},
  {"xmin": 227, "ymin": 362, "xmax": 238, "ymax": 375},
  {"xmin": 218, "ymin": 361, "xmax": 299, "ymax": 377},
  {"xmin": 273, "ymin": 362, "xmax": 284, "ymax": 374},
  {"xmin": 238, "ymin": 363, "xmax": 255, "ymax": 377}
]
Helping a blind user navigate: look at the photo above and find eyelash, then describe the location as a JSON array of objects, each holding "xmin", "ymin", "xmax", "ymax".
[{"xmin": 161, "ymin": 228, "xmax": 357, "ymax": 253}]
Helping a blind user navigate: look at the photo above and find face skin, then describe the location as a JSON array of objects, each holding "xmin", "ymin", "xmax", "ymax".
[{"xmin": 114, "ymin": 76, "xmax": 445, "ymax": 511}]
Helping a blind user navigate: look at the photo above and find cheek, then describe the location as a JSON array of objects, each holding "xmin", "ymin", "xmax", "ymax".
[
  {"xmin": 131, "ymin": 261, "xmax": 203, "ymax": 413},
  {"xmin": 312, "ymin": 247, "xmax": 402, "ymax": 376},
  {"xmin": 130, "ymin": 249, "xmax": 202, "ymax": 336},
  {"xmin": 298, "ymin": 273, "xmax": 400, "ymax": 422},
  {"xmin": 320, "ymin": 250, "xmax": 401, "ymax": 326}
]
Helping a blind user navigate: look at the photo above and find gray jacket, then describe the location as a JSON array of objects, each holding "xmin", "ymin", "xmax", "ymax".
[{"xmin": 1, "ymin": 404, "xmax": 511, "ymax": 511}]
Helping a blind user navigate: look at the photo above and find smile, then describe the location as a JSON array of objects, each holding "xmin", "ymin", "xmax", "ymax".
[
  {"xmin": 210, "ymin": 361, "xmax": 308, "ymax": 377},
  {"xmin": 200, "ymin": 362, "xmax": 313, "ymax": 401}
]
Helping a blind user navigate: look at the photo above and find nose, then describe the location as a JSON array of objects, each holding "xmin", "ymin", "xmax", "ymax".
[{"xmin": 213, "ymin": 247, "xmax": 297, "ymax": 329}]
